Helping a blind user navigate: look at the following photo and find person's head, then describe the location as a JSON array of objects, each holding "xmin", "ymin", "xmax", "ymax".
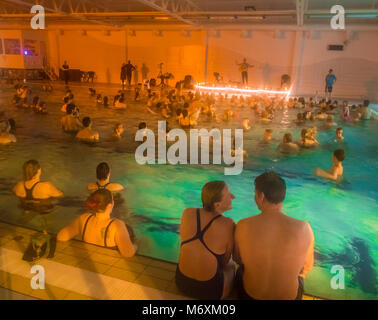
[
  {"xmin": 103, "ymin": 96, "xmax": 108, "ymax": 105},
  {"xmin": 333, "ymin": 149, "xmax": 345, "ymax": 164},
  {"xmin": 85, "ymin": 189, "xmax": 114, "ymax": 214},
  {"xmin": 243, "ymin": 58, "xmax": 247, "ymax": 62},
  {"xmin": 336, "ymin": 127, "xmax": 343, "ymax": 138},
  {"xmin": 301, "ymin": 128, "xmax": 307, "ymax": 139},
  {"xmin": 96, "ymin": 162, "xmax": 110, "ymax": 181},
  {"xmin": 182, "ymin": 109, "xmax": 188, "ymax": 118},
  {"xmin": 183, "ymin": 102, "xmax": 189, "ymax": 109},
  {"xmin": 176, "ymin": 108, "xmax": 182, "ymax": 116},
  {"xmin": 64, "ymin": 60, "xmax": 67, "ymax": 64},
  {"xmin": 114, "ymin": 123, "xmax": 124, "ymax": 135},
  {"xmin": 156, "ymin": 102, "xmax": 162, "ymax": 109},
  {"xmin": 254, "ymin": 171, "xmax": 286, "ymax": 209},
  {"xmin": 128, "ymin": 60, "xmax": 131, "ymax": 64},
  {"xmin": 8, "ymin": 118, "xmax": 15, "ymax": 132},
  {"xmin": 283, "ymin": 133, "xmax": 292, "ymax": 144},
  {"xmin": 201, "ymin": 181, "xmax": 235, "ymax": 214},
  {"xmin": 138, "ymin": 122, "xmax": 147, "ymax": 130},
  {"xmin": 82, "ymin": 117, "xmax": 91, "ymax": 128},
  {"xmin": 329, "ymin": 69, "xmax": 333, "ymax": 74},
  {"xmin": 23, "ymin": 160, "xmax": 41, "ymax": 181},
  {"xmin": 66, "ymin": 103, "xmax": 75, "ymax": 114},
  {"xmin": 264, "ymin": 129, "xmax": 272, "ymax": 139},
  {"xmin": 63, "ymin": 96, "xmax": 69, "ymax": 104}
]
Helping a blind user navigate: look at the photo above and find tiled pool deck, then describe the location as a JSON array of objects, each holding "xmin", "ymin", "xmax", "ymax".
[{"xmin": 0, "ymin": 221, "xmax": 323, "ymax": 300}]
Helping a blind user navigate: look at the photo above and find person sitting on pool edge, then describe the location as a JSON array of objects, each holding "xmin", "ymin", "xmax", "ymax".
[
  {"xmin": 76, "ymin": 117, "xmax": 99, "ymax": 142},
  {"xmin": 61, "ymin": 104, "xmax": 82, "ymax": 133},
  {"xmin": 13, "ymin": 160, "xmax": 63, "ymax": 212},
  {"xmin": 176, "ymin": 181, "xmax": 236, "ymax": 300},
  {"xmin": 277, "ymin": 133, "xmax": 299, "ymax": 155},
  {"xmin": 315, "ymin": 149, "xmax": 345, "ymax": 182},
  {"xmin": 88, "ymin": 162, "xmax": 124, "ymax": 193},
  {"xmin": 57, "ymin": 189, "xmax": 137, "ymax": 258},
  {"xmin": 234, "ymin": 171, "xmax": 314, "ymax": 300}
]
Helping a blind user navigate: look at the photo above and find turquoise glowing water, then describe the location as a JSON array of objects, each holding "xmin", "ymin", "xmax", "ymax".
[{"xmin": 0, "ymin": 84, "xmax": 377, "ymax": 300}]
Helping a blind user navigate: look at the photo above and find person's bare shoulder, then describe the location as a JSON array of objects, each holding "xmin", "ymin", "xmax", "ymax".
[
  {"xmin": 107, "ymin": 183, "xmax": 124, "ymax": 192},
  {"xmin": 88, "ymin": 182, "xmax": 97, "ymax": 191},
  {"xmin": 13, "ymin": 181, "xmax": 24, "ymax": 196}
]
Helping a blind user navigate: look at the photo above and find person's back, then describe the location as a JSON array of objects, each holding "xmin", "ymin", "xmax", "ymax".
[
  {"xmin": 13, "ymin": 160, "xmax": 63, "ymax": 212},
  {"xmin": 87, "ymin": 162, "xmax": 124, "ymax": 193},
  {"xmin": 57, "ymin": 189, "xmax": 136, "ymax": 258},
  {"xmin": 176, "ymin": 181, "xmax": 235, "ymax": 300},
  {"xmin": 76, "ymin": 117, "xmax": 99, "ymax": 141},
  {"xmin": 234, "ymin": 172, "xmax": 314, "ymax": 300},
  {"xmin": 61, "ymin": 104, "xmax": 82, "ymax": 132}
]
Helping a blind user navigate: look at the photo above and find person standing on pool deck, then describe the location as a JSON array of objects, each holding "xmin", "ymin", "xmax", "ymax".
[
  {"xmin": 120, "ymin": 63, "xmax": 127, "ymax": 90},
  {"xmin": 62, "ymin": 61, "xmax": 70, "ymax": 86},
  {"xmin": 325, "ymin": 69, "xmax": 337, "ymax": 101},
  {"xmin": 125, "ymin": 60, "xmax": 136, "ymax": 88},
  {"xmin": 236, "ymin": 58, "xmax": 254, "ymax": 86},
  {"xmin": 234, "ymin": 171, "xmax": 314, "ymax": 300}
]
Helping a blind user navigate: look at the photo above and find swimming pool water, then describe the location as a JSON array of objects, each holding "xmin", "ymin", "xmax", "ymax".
[{"xmin": 0, "ymin": 84, "xmax": 377, "ymax": 300}]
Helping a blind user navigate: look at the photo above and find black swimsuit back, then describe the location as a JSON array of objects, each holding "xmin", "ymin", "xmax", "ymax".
[{"xmin": 175, "ymin": 208, "xmax": 225, "ymax": 300}]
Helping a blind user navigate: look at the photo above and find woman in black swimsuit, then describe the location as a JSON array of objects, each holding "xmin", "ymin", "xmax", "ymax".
[
  {"xmin": 57, "ymin": 189, "xmax": 137, "ymax": 257},
  {"xmin": 176, "ymin": 181, "xmax": 236, "ymax": 299},
  {"xmin": 13, "ymin": 160, "xmax": 63, "ymax": 213}
]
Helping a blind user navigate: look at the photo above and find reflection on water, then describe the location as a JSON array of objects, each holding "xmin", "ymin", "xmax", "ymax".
[{"xmin": 0, "ymin": 84, "xmax": 377, "ymax": 299}]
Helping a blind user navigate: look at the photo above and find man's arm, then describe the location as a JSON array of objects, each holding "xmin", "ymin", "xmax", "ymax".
[
  {"xmin": 300, "ymin": 223, "xmax": 314, "ymax": 278},
  {"xmin": 314, "ymin": 167, "xmax": 338, "ymax": 181},
  {"xmin": 57, "ymin": 216, "xmax": 81, "ymax": 241}
]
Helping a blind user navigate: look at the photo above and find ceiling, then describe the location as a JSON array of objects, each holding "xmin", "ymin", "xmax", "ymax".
[{"xmin": 0, "ymin": 0, "xmax": 377, "ymax": 28}]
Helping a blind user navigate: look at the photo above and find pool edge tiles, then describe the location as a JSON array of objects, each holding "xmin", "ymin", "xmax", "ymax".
[{"xmin": 0, "ymin": 221, "xmax": 323, "ymax": 300}]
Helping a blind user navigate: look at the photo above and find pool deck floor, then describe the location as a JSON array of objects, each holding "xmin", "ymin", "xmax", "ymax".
[{"xmin": 0, "ymin": 221, "xmax": 324, "ymax": 300}]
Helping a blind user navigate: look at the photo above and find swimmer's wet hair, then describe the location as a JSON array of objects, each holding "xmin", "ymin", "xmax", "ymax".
[
  {"xmin": 254, "ymin": 171, "xmax": 286, "ymax": 204},
  {"xmin": 23, "ymin": 160, "xmax": 40, "ymax": 181},
  {"xmin": 86, "ymin": 189, "xmax": 113, "ymax": 213},
  {"xmin": 336, "ymin": 127, "xmax": 343, "ymax": 132},
  {"xmin": 283, "ymin": 133, "xmax": 292, "ymax": 143},
  {"xmin": 265, "ymin": 129, "xmax": 273, "ymax": 134},
  {"xmin": 82, "ymin": 117, "xmax": 91, "ymax": 127},
  {"xmin": 96, "ymin": 162, "xmax": 110, "ymax": 180},
  {"xmin": 201, "ymin": 180, "xmax": 226, "ymax": 212},
  {"xmin": 333, "ymin": 149, "xmax": 345, "ymax": 162},
  {"xmin": 138, "ymin": 122, "xmax": 147, "ymax": 130}
]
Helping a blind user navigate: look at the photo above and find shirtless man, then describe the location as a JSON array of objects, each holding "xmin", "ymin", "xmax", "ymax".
[
  {"xmin": 76, "ymin": 117, "xmax": 99, "ymax": 142},
  {"xmin": 13, "ymin": 160, "xmax": 63, "ymax": 211},
  {"xmin": 88, "ymin": 162, "xmax": 124, "ymax": 193},
  {"xmin": 61, "ymin": 104, "xmax": 82, "ymax": 133},
  {"xmin": 234, "ymin": 172, "xmax": 314, "ymax": 300},
  {"xmin": 315, "ymin": 149, "xmax": 345, "ymax": 181}
]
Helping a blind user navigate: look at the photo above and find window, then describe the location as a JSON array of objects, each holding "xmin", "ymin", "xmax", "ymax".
[
  {"xmin": 23, "ymin": 39, "xmax": 38, "ymax": 56},
  {"xmin": 4, "ymin": 38, "xmax": 21, "ymax": 55}
]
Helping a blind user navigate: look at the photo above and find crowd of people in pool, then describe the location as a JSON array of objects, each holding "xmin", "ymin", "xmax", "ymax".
[{"xmin": 0, "ymin": 79, "xmax": 374, "ymax": 299}]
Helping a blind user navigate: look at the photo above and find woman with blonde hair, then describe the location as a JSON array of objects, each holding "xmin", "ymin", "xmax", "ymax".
[{"xmin": 176, "ymin": 181, "xmax": 236, "ymax": 299}]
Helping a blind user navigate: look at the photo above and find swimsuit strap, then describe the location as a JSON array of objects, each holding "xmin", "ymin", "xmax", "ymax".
[
  {"xmin": 96, "ymin": 182, "xmax": 110, "ymax": 190},
  {"xmin": 180, "ymin": 208, "xmax": 202, "ymax": 245},
  {"xmin": 24, "ymin": 181, "xmax": 40, "ymax": 200},
  {"xmin": 198, "ymin": 214, "xmax": 223, "ymax": 259},
  {"xmin": 104, "ymin": 220, "xmax": 115, "ymax": 247},
  {"xmin": 82, "ymin": 214, "xmax": 94, "ymax": 241}
]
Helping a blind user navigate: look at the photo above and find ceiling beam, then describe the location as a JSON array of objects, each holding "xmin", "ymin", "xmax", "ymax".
[{"xmin": 134, "ymin": 0, "xmax": 199, "ymax": 25}]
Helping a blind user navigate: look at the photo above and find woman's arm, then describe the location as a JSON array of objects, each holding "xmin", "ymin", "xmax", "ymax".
[
  {"xmin": 114, "ymin": 220, "xmax": 137, "ymax": 258},
  {"xmin": 57, "ymin": 216, "xmax": 82, "ymax": 241}
]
